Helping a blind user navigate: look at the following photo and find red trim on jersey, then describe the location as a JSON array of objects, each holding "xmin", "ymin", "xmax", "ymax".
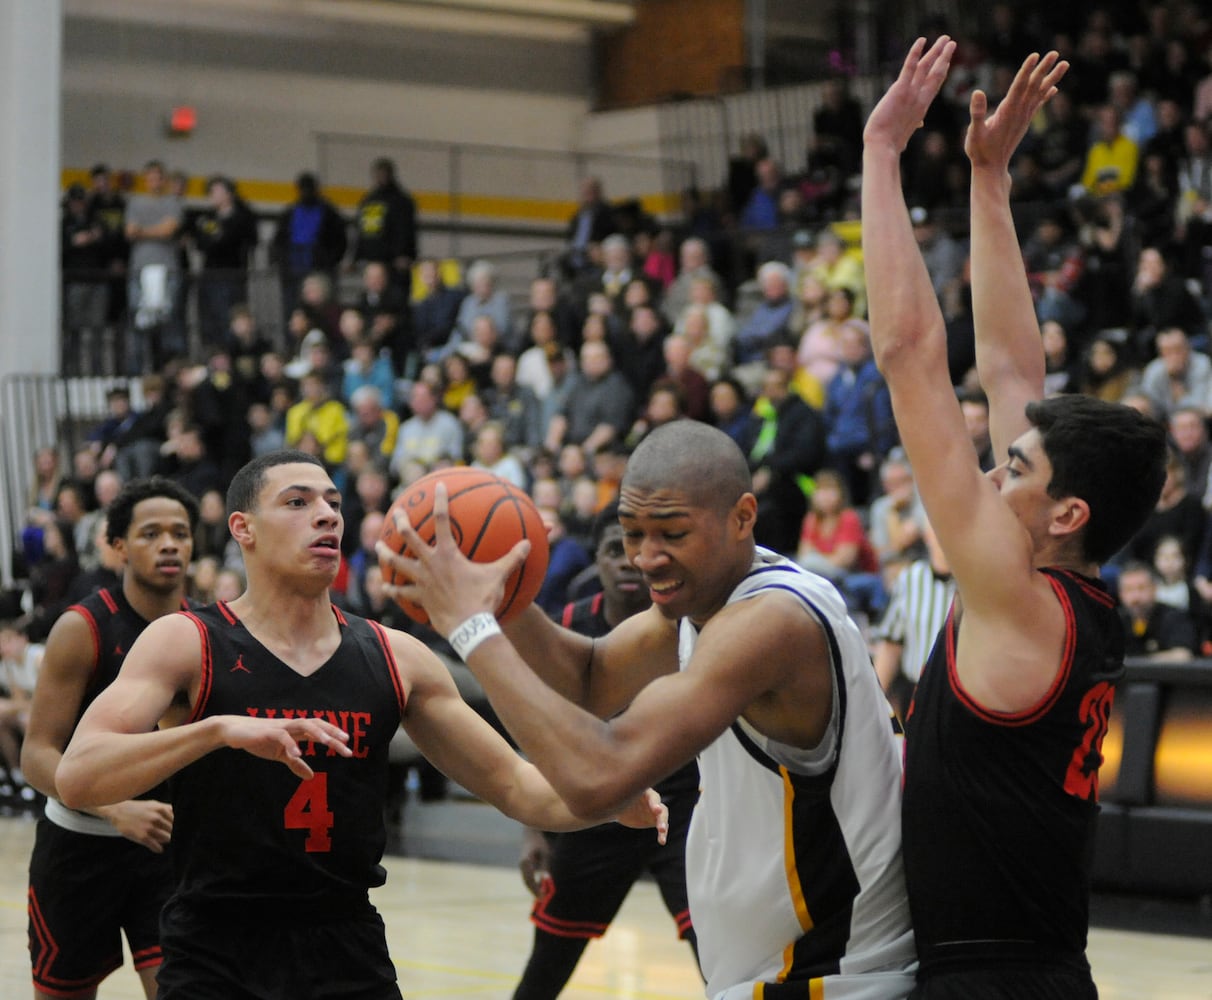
[
  {"xmin": 98, "ymin": 588, "xmax": 118, "ymax": 614},
  {"xmin": 66, "ymin": 604, "xmax": 101, "ymax": 679},
  {"xmin": 332, "ymin": 604, "xmax": 348, "ymax": 626},
  {"xmin": 946, "ymin": 574, "xmax": 1076, "ymax": 727},
  {"xmin": 673, "ymin": 907, "xmax": 694, "ymax": 938},
  {"xmin": 215, "ymin": 600, "xmax": 238, "ymax": 625},
  {"xmin": 368, "ymin": 620, "xmax": 408, "ymax": 716},
  {"xmin": 182, "ymin": 612, "xmax": 214, "ymax": 723},
  {"xmin": 560, "ymin": 602, "xmax": 576, "ymax": 628},
  {"xmin": 1054, "ymin": 568, "xmax": 1114, "ymax": 608}
]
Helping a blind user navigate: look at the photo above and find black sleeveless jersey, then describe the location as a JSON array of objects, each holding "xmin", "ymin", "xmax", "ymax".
[
  {"xmin": 171, "ymin": 602, "xmax": 406, "ymax": 911},
  {"xmin": 902, "ymin": 569, "xmax": 1123, "ymax": 974},
  {"xmin": 558, "ymin": 594, "xmax": 699, "ymax": 797},
  {"xmin": 69, "ymin": 587, "xmax": 160, "ymax": 730},
  {"xmin": 66, "ymin": 587, "xmax": 186, "ymax": 806}
]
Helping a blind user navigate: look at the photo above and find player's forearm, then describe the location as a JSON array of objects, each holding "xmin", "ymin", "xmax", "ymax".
[
  {"xmin": 57, "ymin": 716, "xmax": 227, "ymax": 809},
  {"xmin": 464, "ymin": 635, "xmax": 645, "ymax": 818},
  {"xmin": 502, "ymin": 604, "xmax": 596, "ymax": 707},
  {"xmin": 862, "ymin": 144, "xmax": 947, "ymax": 373},
  {"xmin": 501, "ymin": 761, "xmax": 613, "ymax": 830},
  {"xmin": 20, "ymin": 740, "xmax": 64, "ymax": 799},
  {"xmin": 969, "ymin": 168, "xmax": 1045, "ymax": 415}
]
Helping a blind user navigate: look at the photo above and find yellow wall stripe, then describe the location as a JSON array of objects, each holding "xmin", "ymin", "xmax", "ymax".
[{"xmin": 61, "ymin": 169, "xmax": 679, "ymax": 225}]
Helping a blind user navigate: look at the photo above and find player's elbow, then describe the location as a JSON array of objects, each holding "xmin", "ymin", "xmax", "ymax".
[
  {"xmin": 873, "ymin": 323, "xmax": 946, "ymax": 376},
  {"xmin": 55, "ymin": 756, "xmax": 98, "ymax": 810},
  {"xmin": 562, "ymin": 770, "xmax": 639, "ymax": 823}
]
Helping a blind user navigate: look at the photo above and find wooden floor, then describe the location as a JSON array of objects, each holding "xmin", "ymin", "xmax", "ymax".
[{"xmin": 1, "ymin": 810, "xmax": 1210, "ymax": 999}]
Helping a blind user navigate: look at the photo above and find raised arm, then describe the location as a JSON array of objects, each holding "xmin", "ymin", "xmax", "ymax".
[
  {"xmin": 57, "ymin": 614, "xmax": 352, "ymax": 809},
  {"xmin": 863, "ymin": 37, "xmax": 984, "ymax": 536},
  {"xmin": 966, "ymin": 52, "xmax": 1069, "ymax": 458}
]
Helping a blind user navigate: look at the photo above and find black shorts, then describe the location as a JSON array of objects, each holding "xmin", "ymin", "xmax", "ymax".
[
  {"xmin": 910, "ymin": 964, "xmax": 1098, "ymax": 1000},
  {"xmin": 531, "ymin": 784, "xmax": 694, "ymax": 941},
  {"xmin": 156, "ymin": 896, "xmax": 402, "ymax": 1000},
  {"xmin": 28, "ymin": 817, "xmax": 173, "ymax": 997}
]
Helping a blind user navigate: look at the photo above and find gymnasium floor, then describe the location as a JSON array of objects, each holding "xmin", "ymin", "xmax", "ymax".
[{"xmin": 1, "ymin": 799, "xmax": 1210, "ymax": 999}]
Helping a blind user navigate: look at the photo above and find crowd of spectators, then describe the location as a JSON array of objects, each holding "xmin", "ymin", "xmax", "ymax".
[{"xmin": 32, "ymin": 3, "xmax": 1212, "ymax": 696}]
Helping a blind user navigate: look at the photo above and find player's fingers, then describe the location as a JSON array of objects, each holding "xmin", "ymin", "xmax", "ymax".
[
  {"xmin": 898, "ymin": 37, "xmax": 927, "ymax": 81},
  {"xmin": 493, "ymin": 539, "xmax": 532, "ymax": 580},
  {"xmin": 969, "ymin": 89, "xmax": 987, "ymax": 124},
  {"xmin": 430, "ymin": 482, "xmax": 454, "ymax": 543}
]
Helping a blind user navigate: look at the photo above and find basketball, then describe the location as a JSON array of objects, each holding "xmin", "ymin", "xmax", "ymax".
[{"xmin": 379, "ymin": 467, "xmax": 550, "ymax": 626}]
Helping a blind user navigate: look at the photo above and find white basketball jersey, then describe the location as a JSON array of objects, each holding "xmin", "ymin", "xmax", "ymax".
[{"xmin": 681, "ymin": 548, "xmax": 916, "ymax": 1000}]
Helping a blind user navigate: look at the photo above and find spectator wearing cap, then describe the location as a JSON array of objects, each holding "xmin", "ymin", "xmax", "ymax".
[
  {"xmin": 285, "ymin": 327, "xmax": 339, "ymax": 387},
  {"xmin": 909, "ymin": 206, "xmax": 965, "ymax": 305}
]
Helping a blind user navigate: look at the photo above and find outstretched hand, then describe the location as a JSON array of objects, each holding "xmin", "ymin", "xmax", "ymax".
[
  {"xmin": 222, "ymin": 715, "xmax": 352, "ymax": 781},
  {"xmin": 615, "ymin": 787, "xmax": 669, "ymax": 845},
  {"xmin": 863, "ymin": 36, "xmax": 956, "ymax": 154},
  {"xmin": 965, "ymin": 51, "xmax": 1068, "ymax": 172},
  {"xmin": 375, "ymin": 482, "xmax": 531, "ymax": 638}
]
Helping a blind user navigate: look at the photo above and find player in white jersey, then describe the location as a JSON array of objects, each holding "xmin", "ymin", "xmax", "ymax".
[
  {"xmin": 684, "ymin": 550, "xmax": 913, "ymax": 998},
  {"xmin": 379, "ymin": 420, "xmax": 916, "ymax": 999}
]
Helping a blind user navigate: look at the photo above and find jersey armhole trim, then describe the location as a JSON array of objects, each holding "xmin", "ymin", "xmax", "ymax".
[
  {"xmin": 181, "ymin": 611, "xmax": 214, "ymax": 724},
  {"xmin": 945, "ymin": 574, "xmax": 1075, "ymax": 727},
  {"xmin": 368, "ymin": 620, "xmax": 408, "ymax": 717},
  {"xmin": 68, "ymin": 604, "xmax": 102, "ymax": 679}
]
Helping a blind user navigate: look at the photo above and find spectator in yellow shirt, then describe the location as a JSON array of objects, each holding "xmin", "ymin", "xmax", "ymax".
[
  {"xmin": 286, "ymin": 371, "xmax": 350, "ymax": 470},
  {"xmin": 1081, "ymin": 105, "xmax": 1139, "ymax": 196}
]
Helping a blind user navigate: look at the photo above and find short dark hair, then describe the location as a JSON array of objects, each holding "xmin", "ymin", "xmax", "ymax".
[
  {"xmin": 106, "ymin": 477, "xmax": 200, "ymax": 545},
  {"xmin": 226, "ymin": 450, "xmax": 326, "ymax": 518},
  {"xmin": 1025, "ymin": 395, "xmax": 1167, "ymax": 564},
  {"xmin": 623, "ymin": 421, "xmax": 752, "ymax": 515}
]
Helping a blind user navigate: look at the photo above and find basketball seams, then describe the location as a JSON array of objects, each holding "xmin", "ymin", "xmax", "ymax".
[{"xmin": 380, "ymin": 469, "xmax": 548, "ymax": 625}]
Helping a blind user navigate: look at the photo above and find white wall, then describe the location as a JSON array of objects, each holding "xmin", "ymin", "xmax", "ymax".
[{"xmin": 1, "ymin": 0, "xmax": 62, "ymax": 378}]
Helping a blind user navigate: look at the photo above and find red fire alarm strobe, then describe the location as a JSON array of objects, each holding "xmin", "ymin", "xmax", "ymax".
[{"xmin": 168, "ymin": 106, "xmax": 197, "ymax": 137}]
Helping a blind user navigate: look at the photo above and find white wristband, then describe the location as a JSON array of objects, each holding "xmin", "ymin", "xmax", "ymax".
[{"xmin": 448, "ymin": 612, "xmax": 502, "ymax": 661}]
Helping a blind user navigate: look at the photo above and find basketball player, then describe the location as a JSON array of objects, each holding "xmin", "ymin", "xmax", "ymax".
[
  {"xmin": 861, "ymin": 40, "xmax": 1167, "ymax": 997},
  {"xmin": 22, "ymin": 477, "xmax": 198, "ymax": 1000},
  {"xmin": 514, "ymin": 502, "xmax": 699, "ymax": 1000},
  {"xmin": 55, "ymin": 451, "xmax": 665, "ymax": 1000},
  {"xmin": 379, "ymin": 419, "xmax": 917, "ymax": 1000}
]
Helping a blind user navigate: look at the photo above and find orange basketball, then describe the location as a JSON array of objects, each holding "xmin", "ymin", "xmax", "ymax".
[{"xmin": 379, "ymin": 467, "xmax": 550, "ymax": 625}]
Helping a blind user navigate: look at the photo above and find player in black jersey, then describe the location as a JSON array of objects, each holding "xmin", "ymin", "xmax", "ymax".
[
  {"xmin": 863, "ymin": 39, "xmax": 1168, "ymax": 997},
  {"xmin": 55, "ymin": 451, "xmax": 666, "ymax": 1000},
  {"xmin": 22, "ymin": 476, "xmax": 198, "ymax": 1000},
  {"xmin": 514, "ymin": 503, "xmax": 699, "ymax": 999}
]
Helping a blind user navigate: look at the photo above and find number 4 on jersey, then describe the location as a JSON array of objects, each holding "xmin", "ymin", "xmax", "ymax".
[{"xmin": 284, "ymin": 772, "xmax": 334, "ymax": 852}]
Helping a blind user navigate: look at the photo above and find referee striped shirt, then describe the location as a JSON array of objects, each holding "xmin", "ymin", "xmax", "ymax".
[{"xmin": 873, "ymin": 560, "xmax": 955, "ymax": 683}]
